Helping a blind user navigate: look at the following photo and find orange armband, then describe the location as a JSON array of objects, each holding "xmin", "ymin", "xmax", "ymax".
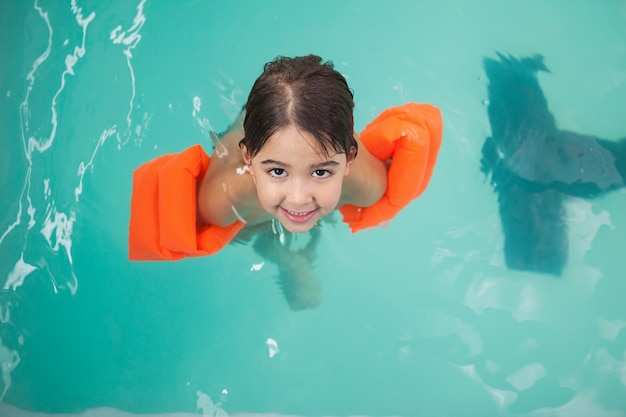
[
  {"xmin": 340, "ymin": 103, "xmax": 442, "ymax": 233},
  {"xmin": 128, "ymin": 145, "xmax": 244, "ymax": 261}
]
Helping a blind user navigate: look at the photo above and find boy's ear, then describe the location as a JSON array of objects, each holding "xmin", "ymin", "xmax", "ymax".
[
  {"xmin": 347, "ymin": 146, "xmax": 357, "ymax": 165},
  {"xmin": 344, "ymin": 146, "xmax": 357, "ymax": 176},
  {"xmin": 240, "ymin": 142, "xmax": 252, "ymax": 165}
]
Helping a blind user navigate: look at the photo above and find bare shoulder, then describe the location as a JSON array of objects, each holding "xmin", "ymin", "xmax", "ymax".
[
  {"xmin": 197, "ymin": 129, "xmax": 258, "ymax": 227},
  {"xmin": 340, "ymin": 133, "xmax": 388, "ymax": 207}
]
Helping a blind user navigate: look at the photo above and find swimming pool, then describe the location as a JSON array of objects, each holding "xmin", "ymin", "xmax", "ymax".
[{"xmin": 1, "ymin": 0, "xmax": 625, "ymax": 416}]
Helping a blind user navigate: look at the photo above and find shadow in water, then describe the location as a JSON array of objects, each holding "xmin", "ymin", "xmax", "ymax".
[{"xmin": 481, "ymin": 53, "xmax": 625, "ymax": 275}]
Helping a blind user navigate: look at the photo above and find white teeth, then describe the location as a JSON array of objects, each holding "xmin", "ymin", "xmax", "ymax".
[{"xmin": 286, "ymin": 209, "xmax": 313, "ymax": 217}]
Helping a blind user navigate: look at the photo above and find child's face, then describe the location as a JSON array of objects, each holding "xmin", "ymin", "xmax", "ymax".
[{"xmin": 243, "ymin": 124, "xmax": 353, "ymax": 233}]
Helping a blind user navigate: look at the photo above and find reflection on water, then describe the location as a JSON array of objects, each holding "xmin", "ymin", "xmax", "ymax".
[{"xmin": 480, "ymin": 53, "xmax": 625, "ymax": 276}]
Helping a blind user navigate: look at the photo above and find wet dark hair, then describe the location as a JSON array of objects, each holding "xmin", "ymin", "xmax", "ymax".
[{"xmin": 242, "ymin": 54, "xmax": 357, "ymax": 158}]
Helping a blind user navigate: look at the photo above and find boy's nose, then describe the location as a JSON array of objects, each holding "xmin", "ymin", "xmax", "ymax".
[{"xmin": 287, "ymin": 179, "xmax": 313, "ymax": 205}]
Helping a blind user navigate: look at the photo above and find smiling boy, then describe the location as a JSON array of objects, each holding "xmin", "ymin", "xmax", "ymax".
[{"xmin": 129, "ymin": 55, "xmax": 442, "ymax": 309}]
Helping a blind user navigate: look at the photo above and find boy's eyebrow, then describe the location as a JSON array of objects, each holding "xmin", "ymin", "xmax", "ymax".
[
  {"xmin": 259, "ymin": 159, "xmax": 340, "ymax": 169},
  {"xmin": 314, "ymin": 160, "xmax": 340, "ymax": 169},
  {"xmin": 260, "ymin": 159, "xmax": 289, "ymax": 167}
]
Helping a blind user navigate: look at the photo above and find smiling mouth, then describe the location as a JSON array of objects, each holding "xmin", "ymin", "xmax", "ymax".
[{"xmin": 280, "ymin": 207, "xmax": 318, "ymax": 223}]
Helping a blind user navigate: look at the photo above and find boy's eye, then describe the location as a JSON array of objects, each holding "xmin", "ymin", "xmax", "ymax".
[
  {"xmin": 269, "ymin": 168, "xmax": 287, "ymax": 178},
  {"xmin": 312, "ymin": 170, "xmax": 331, "ymax": 179}
]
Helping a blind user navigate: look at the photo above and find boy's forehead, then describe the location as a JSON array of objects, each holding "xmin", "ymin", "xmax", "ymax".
[{"xmin": 260, "ymin": 126, "xmax": 342, "ymax": 161}]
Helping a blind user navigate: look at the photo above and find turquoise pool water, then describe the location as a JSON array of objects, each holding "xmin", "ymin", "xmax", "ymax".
[{"xmin": 1, "ymin": 0, "xmax": 626, "ymax": 416}]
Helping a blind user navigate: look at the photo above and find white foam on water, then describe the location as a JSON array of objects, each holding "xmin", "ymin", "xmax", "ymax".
[{"xmin": 110, "ymin": 0, "xmax": 146, "ymax": 145}]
